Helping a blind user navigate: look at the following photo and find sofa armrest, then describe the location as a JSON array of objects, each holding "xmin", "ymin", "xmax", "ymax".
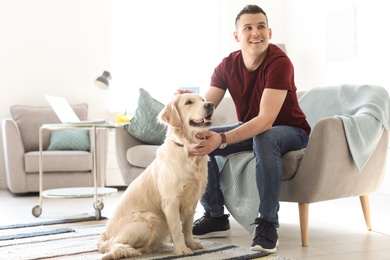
[
  {"xmin": 280, "ymin": 117, "xmax": 388, "ymax": 203},
  {"xmin": 115, "ymin": 125, "xmax": 146, "ymax": 185},
  {"xmin": 1, "ymin": 118, "xmax": 28, "ymax": 192}
]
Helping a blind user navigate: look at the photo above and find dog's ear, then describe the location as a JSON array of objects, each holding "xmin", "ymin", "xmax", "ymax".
[{"xmin": 158, "ymin": 99, "xmax": 181, "ymax": 128}]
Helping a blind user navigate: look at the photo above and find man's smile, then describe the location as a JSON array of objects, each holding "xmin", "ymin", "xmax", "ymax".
[{"xmin": 250, "ymin": 39, "xmax": 263, "ymax": 44}]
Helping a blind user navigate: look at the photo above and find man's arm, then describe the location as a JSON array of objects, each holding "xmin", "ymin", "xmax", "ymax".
[
  {"xmin": 190, "ymin": 88, "xmax": 287, "ymax": 156},
  {"xmin": 204, "ymin": 86, "xmax": 226, "ymax": 108},
  {"xmin": 226, "ymin": 88, "xmax": 287, "ymax": 144}
]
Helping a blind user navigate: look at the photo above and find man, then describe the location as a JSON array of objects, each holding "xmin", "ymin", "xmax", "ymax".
[{"xmin": 188, "ymin": 5, "xmax": 311, "ymax": 253}]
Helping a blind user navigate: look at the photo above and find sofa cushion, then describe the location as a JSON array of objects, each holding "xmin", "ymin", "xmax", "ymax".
[
  {"xmin": 124, "ymin": 88, "xmax": 167, "ymax": 145},
  {"xmin": 10, "ymin": 104, "xmax": 88, "ymax": 152},
  {"xmin": 127, "ymin": 145, "xmax": 160, "ymax": 168},
  {"xmin": 48, "ymin": 130, "xmax": 90, "ymax": 151},
  {"xmin": 24, "ymin": 151, "xmax": 92, "ymax": 173},
  {"xmin": 212, "ymin": 96, "xmax": 238, "ymax": 126}
]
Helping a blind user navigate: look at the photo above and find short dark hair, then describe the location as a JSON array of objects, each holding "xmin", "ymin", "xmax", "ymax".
[{"xmin": 235, "ymin": 5, "xmax": 268, "ymax": 29}]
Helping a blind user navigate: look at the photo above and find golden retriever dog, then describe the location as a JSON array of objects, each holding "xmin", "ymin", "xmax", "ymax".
[{"xmin": 97, "ymin": 93, "xmax": 214, "ymax": 259}]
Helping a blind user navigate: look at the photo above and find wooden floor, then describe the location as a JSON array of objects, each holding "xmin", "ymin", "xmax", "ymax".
[{"xmin": 1, "ymin": 181, "xmax": 390, "ymax": 260}]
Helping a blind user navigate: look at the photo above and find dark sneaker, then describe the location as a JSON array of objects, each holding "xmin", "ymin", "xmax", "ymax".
[
  {"xmin": 250, "ymin": 219, "xmax": 279, "ymax": 253},
  {"xmin": 193, "ymin": 212, "xmax": 231, "ymax": 238}
]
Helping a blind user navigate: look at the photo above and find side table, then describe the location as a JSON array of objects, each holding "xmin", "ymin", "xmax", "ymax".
[{"xmin": 32, "ymin": 122, "xmax": 118, "ymax": 220}]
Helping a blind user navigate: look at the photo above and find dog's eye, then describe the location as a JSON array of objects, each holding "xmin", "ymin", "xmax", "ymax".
[{"xmin": 185, "ymin": 100, "xmax": 193, "ymax": 105}]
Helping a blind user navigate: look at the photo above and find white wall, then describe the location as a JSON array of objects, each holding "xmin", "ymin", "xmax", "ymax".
[
  {"xmin": 0, "ymin": 0, "xmax": 112, "ymax": 189},
  {"xmin": 283, "ymin": 0, "xmax": 390, "ymax": 90}
]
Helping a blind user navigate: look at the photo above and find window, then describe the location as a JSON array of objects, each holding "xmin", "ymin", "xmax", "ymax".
[{"xmin": 109, "ymin": 0, "xmax": 221, "ymax": 112}]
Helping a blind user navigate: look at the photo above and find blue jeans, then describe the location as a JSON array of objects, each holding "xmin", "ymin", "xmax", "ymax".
[{"xmin": 201, "ymin": 123, "xmax": 309, "ymax": 228}]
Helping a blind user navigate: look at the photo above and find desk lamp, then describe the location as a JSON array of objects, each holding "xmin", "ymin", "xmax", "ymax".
[{"xmin": 94, "ymin": 71, "xmax": 111, "ymax": 89}]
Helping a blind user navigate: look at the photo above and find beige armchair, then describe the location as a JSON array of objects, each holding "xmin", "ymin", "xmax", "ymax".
[
  {"xmin": 279, "ymin": 114, "xmax": 388, "ymax": 246},
  {"xmin": 218, "ymin": 85, "xmax": 389, "ymax": 247},
  {"xmin": 2, "ymin": 103, "xmax": 109, "ymax": 193},
  {"xmin": 115, "ymin": 85, "xmax": 389, "ymax": 247}
]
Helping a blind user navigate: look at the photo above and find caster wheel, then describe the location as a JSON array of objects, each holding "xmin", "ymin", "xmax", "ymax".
[
  {"xmin": 93, "ymin": 201, "xmax": 104, "ymax": 210},
  {"xmin": 95, "ymin": 209, "xmax": 102, "ymax": 220},
  {"xmin": 32, "ymin": 205, "xmax": 42, "ymax": 217}
]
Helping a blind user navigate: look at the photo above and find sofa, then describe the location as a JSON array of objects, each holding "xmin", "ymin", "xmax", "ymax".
[
  {"xmin": 2, "ymin": 103, "xmax": 109, "ymax": 193},
  {"xmin": 115, "ymin": 85, "xmax": 389, "ymax": 246}
]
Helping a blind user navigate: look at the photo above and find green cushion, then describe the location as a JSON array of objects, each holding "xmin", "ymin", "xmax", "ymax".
[
  {"xmin": 125, "ymin": 88, "xmax": 167, "ymax": 145},
  {"xmin": 48, "ymin": 130, "xmax": 90, "ymax": 151}
]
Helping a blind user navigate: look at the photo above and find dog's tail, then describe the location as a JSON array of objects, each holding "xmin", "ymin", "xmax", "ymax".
[
  {"xmin": 97, "ymin": 232, "xmax": 141, "ymax": 260},
  {"xmin": 100, "ymin": 243, "xmax": 141, "ymax": 260}
]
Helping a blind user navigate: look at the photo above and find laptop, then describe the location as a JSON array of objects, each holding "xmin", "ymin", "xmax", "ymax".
[{"xmin": 44, "ymin": 95, "xmax": 108, "ymax": 124}]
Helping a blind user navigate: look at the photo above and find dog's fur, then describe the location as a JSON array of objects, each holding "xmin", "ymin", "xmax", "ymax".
[{"xmin": 97, "ymin": 93, "xmax": 214, "ymax": 259}]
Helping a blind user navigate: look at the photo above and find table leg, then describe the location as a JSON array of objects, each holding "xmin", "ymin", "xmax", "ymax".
[
  {"xmin": 92, "ymin": 125, "xmax": 102, "ymax": 219},
  {"xmin": 32, "ymin": 127, "xmax": 44, "ymax": 217}
]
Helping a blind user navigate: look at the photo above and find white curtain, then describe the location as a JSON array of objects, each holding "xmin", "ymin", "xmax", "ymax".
[{"xmin": 109, "ymin": 0, "xmax": 221, "ymax": 112}]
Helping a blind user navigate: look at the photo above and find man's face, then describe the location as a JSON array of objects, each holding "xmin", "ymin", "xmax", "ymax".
[{"xmin": 234, "ymin": 13, "xmax": 272, "ymax": 56}]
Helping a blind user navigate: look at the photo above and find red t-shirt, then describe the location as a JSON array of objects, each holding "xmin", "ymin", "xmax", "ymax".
[{"xmin": 210, "ymin": 44, "xmax": 311, "ymax": 135}]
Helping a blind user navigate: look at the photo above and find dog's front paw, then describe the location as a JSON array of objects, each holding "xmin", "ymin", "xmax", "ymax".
[
  {"xmin": 174, "ymin": 246, "xmax": 193, "ymax": 255},
  {"xmin": 187, "ymin": 240, "xmax": 203, "ymax": 250}
]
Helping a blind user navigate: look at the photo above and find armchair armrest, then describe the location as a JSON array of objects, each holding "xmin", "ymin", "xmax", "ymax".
[
  {"xmin": 1, "ymin": 118, "xmax": 28, "ymax": 192},
  {"xmin": 115, "ymin": 125, "xmax": 146, "ymax": 185},
  {"xmin": 280, "ymin": 117, "xmax": 388, "ymax": 203}
]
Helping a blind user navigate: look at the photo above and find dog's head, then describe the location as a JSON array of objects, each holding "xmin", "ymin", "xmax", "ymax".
[{"xmin": 158, "ymin": 93, "xmax": 214, "ymax": 144}]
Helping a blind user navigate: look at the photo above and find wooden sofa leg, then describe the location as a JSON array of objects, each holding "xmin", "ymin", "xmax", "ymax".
[
  {"xmin": 359, "ymin": 195, "xmax": 372, "ymax": 231},
  {"xmin": 298, "ymin": 203, "xmax": 309, "ymax": 247}
]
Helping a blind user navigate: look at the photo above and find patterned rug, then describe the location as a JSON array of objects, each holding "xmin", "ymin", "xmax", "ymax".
[{"xmin": 0, "ymin": 216, "xmax": 294, "ymax": 260}]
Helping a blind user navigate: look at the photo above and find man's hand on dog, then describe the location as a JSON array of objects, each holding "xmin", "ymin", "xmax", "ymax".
[{"xmin": 190, "ymin": 131, "xmax": 222, "ymax": 156}]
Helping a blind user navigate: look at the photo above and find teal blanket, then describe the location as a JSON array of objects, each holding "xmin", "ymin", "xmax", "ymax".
[{"xmin": 299, "ymin": 84, "xmax": 390, "ymax": 172}]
